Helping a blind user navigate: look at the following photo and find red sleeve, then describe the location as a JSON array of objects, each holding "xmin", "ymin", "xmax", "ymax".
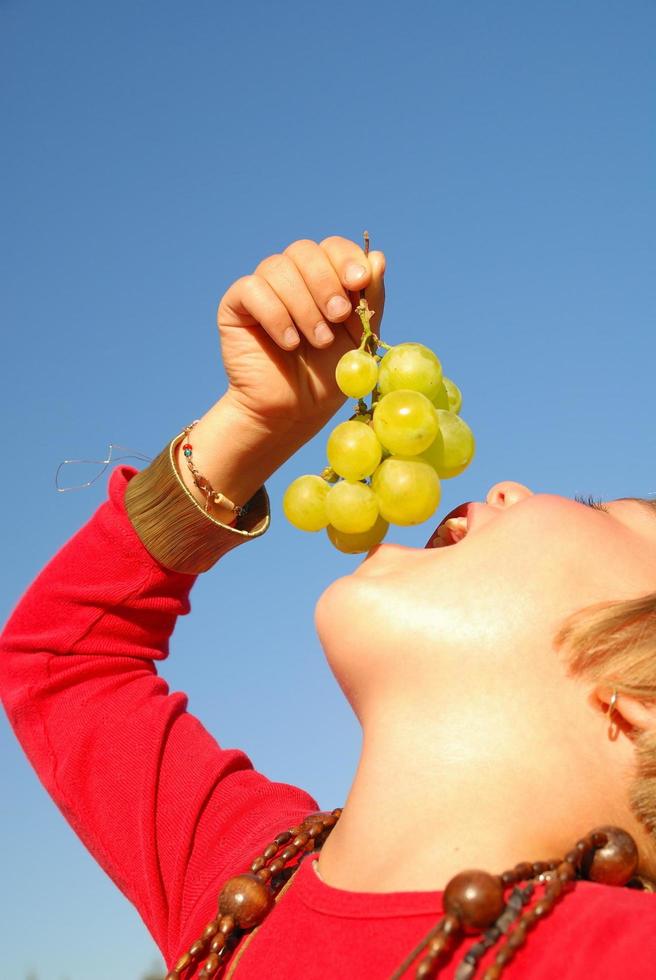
[{"xmin": 0, "ymin": 464, "xmax": 317, "ymax": 963}]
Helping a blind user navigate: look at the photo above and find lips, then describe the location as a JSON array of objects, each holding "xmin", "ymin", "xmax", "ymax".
[{"xmin": 424, "ymin": 501, "xmax": 474, "ymax": 549}]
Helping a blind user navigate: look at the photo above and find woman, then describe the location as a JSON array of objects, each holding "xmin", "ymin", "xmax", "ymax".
[{"xmin": 2, "ymin": 235, "xmax": 656, "ymax": 979}]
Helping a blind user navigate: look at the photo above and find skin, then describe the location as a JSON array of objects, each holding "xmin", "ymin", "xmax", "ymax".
[
  {"xmin": 315, "ymin": 487, "xmax": 656, "ymax": 891},
  {"xmin": 179, "ymin": 234, "xmax": 656, "ymax": 891}
]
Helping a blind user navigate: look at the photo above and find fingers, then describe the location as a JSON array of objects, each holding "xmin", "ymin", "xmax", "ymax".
[
  {"xmin": 255, "ymin": 252, "xmax": 335, "ymax": 348},
  {"xmin": 284, "ymin": 239, "xmax": 356, "ymax": 328},
  {"xmin": 318, "ymin": 235, "xmax": 375, "ymax": 293},
  {"xmin": 219, "ymin": 274, "xmax": 303, "ymax": 350},
  {"xmin": 218, "ymin": 236, "xmax": 386, "ymax": 352}
]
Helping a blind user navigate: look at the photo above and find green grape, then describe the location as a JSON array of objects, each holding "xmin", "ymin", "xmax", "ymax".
[
  {"xmin": 327, "ymin": 420, "xmax": 382, "ymax": 482},
  {"xmin": 372, "ymin": 457, "xmax": 441, "ymax": 526},
  {"xmin": 378, "ymin": 342, "xmax": 443, "ymax": 402},
  {"xmin": 442, "ymin": 377, "xmax": 462, "ymax": 414},
  {"xmin": 372, "ymin": 390, "xmax": 439, "ymax": 457},
  {"xmin": 327, "ymin": 514, "xmax": 389, "ymax": 554},
  {"xmin": 283, "ymin": 474, "xmax": 330, "ymax": 531},
  {"xmin": 335, "ymin": 349, "xmax": 379, "ymax": 399},
  {"xmin": 421, "ymin": 410, "xmax": 475, "ymax": 479},
  {"xmin": 433, "ymin": 381, "xmax": 449, "ymax": 409},
  {"xmin": 326, "ymin": 480, "xmax": 379, "ymax": 533}
]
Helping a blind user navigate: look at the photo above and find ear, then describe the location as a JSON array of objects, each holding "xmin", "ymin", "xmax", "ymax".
[{"xmin": 595, "ymin": 686, "xmax": 656, "ymax": 739}]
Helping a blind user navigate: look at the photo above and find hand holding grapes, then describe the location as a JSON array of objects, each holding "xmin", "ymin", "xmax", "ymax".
[{"xmin": 218, "ymin": 236, "xmax": 386, "ymax": 457}]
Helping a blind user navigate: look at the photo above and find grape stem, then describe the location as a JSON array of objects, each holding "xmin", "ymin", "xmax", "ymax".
[{"xmin": 355, "ymin": 298, "xmax": 392, "ymax": 353}]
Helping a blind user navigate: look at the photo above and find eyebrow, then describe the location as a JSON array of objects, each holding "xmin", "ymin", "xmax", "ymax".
[{"xmin": 616, "ymin": 496, "xmax": 656, "ymax": 519}]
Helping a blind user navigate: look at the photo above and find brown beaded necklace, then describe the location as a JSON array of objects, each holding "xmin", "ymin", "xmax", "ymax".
[{"xmin": 165, "ymin": 809, "xmax": 653, "ymax": 980}]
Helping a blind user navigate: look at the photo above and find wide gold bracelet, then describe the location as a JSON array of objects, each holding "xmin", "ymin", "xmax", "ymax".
[{"xmin": 124, "ymin": 428, "xmax": 270, "ymax": 575}]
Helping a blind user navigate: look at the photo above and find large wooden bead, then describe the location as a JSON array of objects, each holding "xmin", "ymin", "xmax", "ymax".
[
  {"xmin": 444, "ymin": 870, "xmax": 505, "ymax": 932},
  {"xmin": 218, "ymin": 873, "xmax": 274, "ymax": 929},
  {"xmin": 582, "ymin": 826, "xmax": 639, "ymax": 886}
]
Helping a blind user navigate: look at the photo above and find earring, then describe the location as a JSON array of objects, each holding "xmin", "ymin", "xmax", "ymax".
[{"xmin": 607, "ymin": 689, "xmax": 620, "ymax": 740}]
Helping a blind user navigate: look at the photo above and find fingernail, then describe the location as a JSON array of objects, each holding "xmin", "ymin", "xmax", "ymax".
[
  {"xmin": 344, "ymin": 262, "xmax": 367, "ymax": 286},
  {"xmin": 326, "ymin": 295, "xmax": 351, "ymax": 319},
  {"xmin": 314, "ymin": 321, "xmax": 334, "ymax": 345},
  {"xmin": 283, "ymin": 327, "xmax": 299, "ymax": 348}
]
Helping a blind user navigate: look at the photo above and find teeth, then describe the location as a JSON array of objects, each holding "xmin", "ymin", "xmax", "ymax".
[{"xmin": 430, "ymin": 516, "xmax": 468, "ymax": 548}]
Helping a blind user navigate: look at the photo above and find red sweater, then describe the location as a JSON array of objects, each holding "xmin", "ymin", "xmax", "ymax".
[{"xmin": 1, "ymin": 463, "xmax": 656, "ymax": 979}]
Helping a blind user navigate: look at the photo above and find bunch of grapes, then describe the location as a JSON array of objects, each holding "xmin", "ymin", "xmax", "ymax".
[{"xmin": 283, "ymin": 287, "xmax": 475, "ymax": 554}]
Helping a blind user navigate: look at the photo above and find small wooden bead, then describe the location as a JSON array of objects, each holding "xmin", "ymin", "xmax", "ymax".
[
  {"xmin": 416, "ymin": 953, "xmax": 438, "ymax": 978},
  {"xmin": 507, "ymin": 924, "xmax": 527, "ymax": 950},
  {"xmin": 533, "ymin": 898, "xmax": 551, "ymax": 918},
  {"xmin": 219, "ymin": 874, "xmax": 274, "ymax": 929},
  {"xmin": 442, "ymin": 913, "xmax": 463, "ymax": 937},
  {"xmin": 263, "ymin": 844, "xmax": 278, "ymax": 860},
  {"xmin": 268, "ymin": 858, "xmax": 286, "ymax": 875},
  {"xmin": 428, "ymin": 933, "xmax": 451, "ymax": 956},
  {"xmin": 444, "ymin": 871, "xmax": 505, "ymax": 932},
  {"xmin": 293, "ymin": 832, "xmax": 310, "ymax": 848},
  {"xmin": 576, "ymin": 839, "xmax": 590, "ymax": 854},
  {"xmin": 532, "ymin": 862, "xmax": 548, "ymax": 876},
  {"xmin": 256, "ymin": 867, "xmax": 272, "ymax": 882},
  {"xmin": 165, "ymin": 972, "xmax": 180, "ymax": 980},
  {"xmin": 513, "ymin": 862, "xmax": 534, "ymax": 880},
  {"xmin": 501, "ymin": 870, "xmax": 518, "ymax": 887},
  {"xmin": 173, "ymin": 952, "xmax": 192, "ymax": 971},
  {"xmin": 275, "ymin": 831, "xmax": 293, "ymax": 846},
  {"xmin": 546, "ymin": 876, "xmax": 563, "ymax": 899},
  {"xmin": 200, "ymin": 953, "xmax": 220, "ymax": 976},
  {"xmin": 523, "ymin": 909, "xmax": 540, "ymax": 929},
  {"xmin": 251, "ymin": 856, "xmax": 265, "ymax": 873},
  {"xmin": 583, "ymin": 826, "xmax": 639, "ymax": 886},
  {"xmin": 210, "ymin": 934, "xmax": 226, "ymax": 954},
  {"xmin": 495, "ymin": 946, "xmax": 514, "ymax": 966},
  {"xmin": 203, "ymin": 921, "xmax": 219, "ymax": 941},
  {"xmin": 281, "ymin": 844, "xmax": 299, "ymax": 862},
  {"xmin": 481, "ymin": 966, "xmax": 502, "ymax": 980},
  {"xmin": 557, "ymin": 860, "xmax": 576, "ymax": 883},
  {"xmin": 591, "ymin": 830, "xmax": 609, "ymax": 847},
  {"xmin": 308, "ymin": 824, "xmax": 324, "ymax": 839},
  {"xmin": 565, "ymin": 850, "xmax": 580, "ymax": 867},
  {"xmin": 220, "ymin": 914, "xmax": 236, "ymax": 935},
  {"xmin": 189, "ymin": 939, "xmax": 207, "ymax": 957}
]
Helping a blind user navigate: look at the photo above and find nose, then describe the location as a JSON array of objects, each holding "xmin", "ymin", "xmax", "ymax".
[{"xmin": 485, "ymin": 481, "xmax": 534, "ymax": 509}]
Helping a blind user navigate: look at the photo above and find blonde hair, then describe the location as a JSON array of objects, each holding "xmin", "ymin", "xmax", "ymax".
[{"xmin": 554, "ymin": 591, "xmax": 656, "ymax": 862}]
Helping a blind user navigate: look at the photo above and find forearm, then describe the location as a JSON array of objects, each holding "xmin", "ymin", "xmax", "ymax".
[{"xmin": 174, "ymin": 391, "xmax": 297, "ymax": 522}]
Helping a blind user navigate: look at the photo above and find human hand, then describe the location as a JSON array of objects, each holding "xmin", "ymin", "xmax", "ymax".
[{"xmin": 217, "ymin": 235, "xmax": 386, "ymax": 456}]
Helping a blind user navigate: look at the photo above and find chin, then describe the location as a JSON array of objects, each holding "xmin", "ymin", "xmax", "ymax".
[
  {"xmin": 314, "ymin": 571, "xmax": 390, "ymax": 717},
  {"xmin": 314, "ymin": 572, "xmax": 356, "ymax": 654}
]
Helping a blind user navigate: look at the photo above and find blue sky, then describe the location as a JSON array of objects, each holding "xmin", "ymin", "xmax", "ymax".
[{"xmin": 1, "ymin": 1, "xmax": 655, "ymax": 977}]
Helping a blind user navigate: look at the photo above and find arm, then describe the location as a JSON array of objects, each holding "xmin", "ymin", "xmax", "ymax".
[
  {"xmin": 0, "ymin": 236, "xmax": 386, "ymax": 964},
  {"xmin": 0, "ymin": 410, "xmax": 318, "ymax": 961}
]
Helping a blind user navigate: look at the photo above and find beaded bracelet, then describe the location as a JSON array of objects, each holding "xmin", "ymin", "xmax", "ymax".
[{"xmin": 181, "ymin": 420, "xmax": 249, "ymax": 519}]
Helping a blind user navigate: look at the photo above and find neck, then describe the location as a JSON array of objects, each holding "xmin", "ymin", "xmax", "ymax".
[{"xmin": 316, "ymin": 700, "xmax": 619, "ymax": 894}]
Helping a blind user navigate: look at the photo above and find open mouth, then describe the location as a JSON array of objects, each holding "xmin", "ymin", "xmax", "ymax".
[{"xmin": 425, "ymin": 502, "xmax": 473, "ymax": 549}]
